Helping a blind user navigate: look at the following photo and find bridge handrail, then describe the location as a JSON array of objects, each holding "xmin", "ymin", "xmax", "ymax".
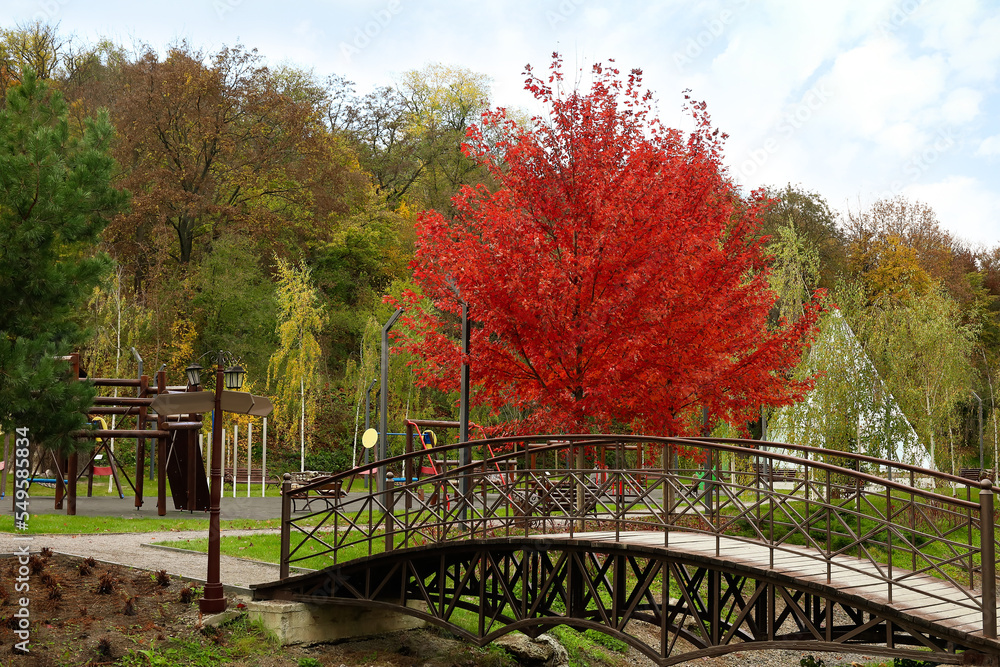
[
  {"xmin": 279, "ymin": 434, "xmax": 996, "ymax": 637},
  {"xmin": 292, "ymin": 433, "xmax": 986, "ymax": 509}
]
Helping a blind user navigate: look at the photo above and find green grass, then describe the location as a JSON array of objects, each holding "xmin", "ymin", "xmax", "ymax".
[
  {"xmin": 0, "ymin": 513, "xmax": 285, "ymax": 534},
  {"xmin": 118, "ymin": 613, "xmax": 278, "ymax": 666}
]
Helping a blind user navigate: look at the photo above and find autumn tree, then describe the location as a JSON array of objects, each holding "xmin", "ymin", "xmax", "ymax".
[
  {"xmin": 0, "ymin": 21, "xmax": 65, "ymax": 96},
  {"xmin": 846, "ymin": 197, "xmax": 976, "ymax": 305},
  {"xmin": 332, "ymin": 63, "xmax": 493, "ymax": 213},
  {"xmin": 0, "ymin": 69, "xmax": 128, "ymax": 452},
  {"xmin": 103, "ymin": 44, "xmax": 365, "ymax": 283},
  {"xmin": 393, "ymin": 58, "xmax": 823, "ymax": 436}
]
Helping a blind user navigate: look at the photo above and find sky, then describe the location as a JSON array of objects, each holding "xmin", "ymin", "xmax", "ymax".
[{"xmin": 8, "ymin": 0, "xmax": 1000, "ymax": 249}]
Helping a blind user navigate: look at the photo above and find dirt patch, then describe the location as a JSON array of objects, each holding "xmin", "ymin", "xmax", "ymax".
[{"xmin": 0, "ymin": 553, "xmax": 513, "ymax": 667}]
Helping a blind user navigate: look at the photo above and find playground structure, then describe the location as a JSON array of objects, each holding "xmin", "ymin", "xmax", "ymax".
[{"xmin": 1, "ymin": 352, "xmax": 270, "ymax": 516}]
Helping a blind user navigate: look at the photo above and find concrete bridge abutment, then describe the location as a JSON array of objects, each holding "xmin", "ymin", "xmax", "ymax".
[{"xmin": 246, "ymin": 599, "xmax": 428, "ymax": 646}]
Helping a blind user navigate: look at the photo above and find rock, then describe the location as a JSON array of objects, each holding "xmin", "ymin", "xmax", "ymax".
[
  {"xmin": 535, "ymin": 634, "xmax": 569, "ymax": 667},
  {"xmin": 494, "ymin": 632, "xmax": 568, "ymax": 667}
]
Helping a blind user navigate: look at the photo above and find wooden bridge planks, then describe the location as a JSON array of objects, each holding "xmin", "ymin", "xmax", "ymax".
[{"xmin": 532, "ymin": 530, "xmax": 997, "ymax": 640}]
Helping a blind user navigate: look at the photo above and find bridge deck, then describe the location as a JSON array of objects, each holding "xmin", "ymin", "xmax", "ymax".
[{"xmin": 530, "ymin": 531, "xmax": 998, "ymax": 641}]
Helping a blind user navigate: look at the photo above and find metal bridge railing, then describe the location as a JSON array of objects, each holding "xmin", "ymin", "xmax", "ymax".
[{"xmin": 279, "ymin": 434, "xmax": 997, "ymax": 638}]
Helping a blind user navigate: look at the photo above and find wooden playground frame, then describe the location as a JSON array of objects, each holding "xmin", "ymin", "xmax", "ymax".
[{"xmin": 2, "ymin": 352, "xmax": 210, "ymax": 516}]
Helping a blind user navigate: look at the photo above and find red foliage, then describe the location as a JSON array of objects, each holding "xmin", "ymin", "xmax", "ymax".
[{"xmin": 390, "ymin": 55, "xmax": 824, "ymax": 436}]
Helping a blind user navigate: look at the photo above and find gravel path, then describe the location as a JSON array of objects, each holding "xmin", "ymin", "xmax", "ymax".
[{"xmin": 0, "ymin": 528, "xmax": 286, "ymax": 592}]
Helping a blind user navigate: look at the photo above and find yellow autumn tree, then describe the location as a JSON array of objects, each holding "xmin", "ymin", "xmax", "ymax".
[{"xmin": 267, "ymin": 259, "xmax": 326, "ymax": 469}]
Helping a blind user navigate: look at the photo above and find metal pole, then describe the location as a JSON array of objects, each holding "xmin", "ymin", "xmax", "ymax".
[
  {"xmin": 279, "ymin": 473, "xmax": 291, "ymax": 579},
  {"xmin": 980, "ymin": 479, "xmax": 996, "ymax": 638},
  {"xmin": 379, "ymin": 308, "xmax": 403, "ymax": 493},
  {"xmin": 364, "ymin": 378, "xmax": 376, "ymax": 488},
  {"xmin": 200, "ymin": 352, "xmax": 227, "ymax": 614},
  {"xmin": 459, "ymin": 301, "xmax": 471, "ymax": 521}
]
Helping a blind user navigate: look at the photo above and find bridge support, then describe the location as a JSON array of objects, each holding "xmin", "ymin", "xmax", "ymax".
[{"xmin": 247, "ymin": 599, "xmax": 428, "ymax": 646}]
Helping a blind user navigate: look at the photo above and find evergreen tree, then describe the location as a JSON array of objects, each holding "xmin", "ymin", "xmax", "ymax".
[{"xmin": 0, "ymin": 68, "xmax": 128, "ymax": 452}]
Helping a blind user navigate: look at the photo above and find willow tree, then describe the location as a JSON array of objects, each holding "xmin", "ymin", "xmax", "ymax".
[
  {"xmin": 861, "ymin": 287, "xmax": 977, "ymax": 474},
  {"xmin": 267, "ymin": 259, "xmax": 326, "ymax": 470}
]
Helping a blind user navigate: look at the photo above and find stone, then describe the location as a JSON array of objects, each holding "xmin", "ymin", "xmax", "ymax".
[{"xmin": 495, "ymin": 632, "xmax": 568, "ymax": 667}]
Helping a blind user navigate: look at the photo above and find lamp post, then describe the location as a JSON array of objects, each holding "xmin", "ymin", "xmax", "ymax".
[{"xmin": 187, "ymin": 352, "xmax": 245, "ymax": 615}]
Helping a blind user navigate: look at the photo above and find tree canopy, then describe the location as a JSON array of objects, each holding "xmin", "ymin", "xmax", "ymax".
[{"xmin": 393, "ymin": 57, "xmax": 824, "ymax": 435}]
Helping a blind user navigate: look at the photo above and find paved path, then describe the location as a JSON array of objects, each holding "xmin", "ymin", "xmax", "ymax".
[
  {"xmin": 0, "ymin": 528, "xmax": 289, "ymax": 594},
  {"xmin": 0, "ymin": 489, "xmax": 293, "ymax": 592}
]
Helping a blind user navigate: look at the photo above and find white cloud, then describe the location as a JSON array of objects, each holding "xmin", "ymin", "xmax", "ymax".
[
  {"xmin": 902, "ymin": 176, "xmax": 1000, "ymax": 248},
  {"xmin": 977, "ymin": 135, "xmax": 1000, "ymax": 157},
  {"xmin": 941, "ymin": 87, "xmax": 982, "ymax": 124},
  {"xmin": 823, "ymin": 38, "xmax": 946, "ymax": 139},
  {"xmin": 917, "ymin": 1, "xmax": 1000, "ymax": 83}
]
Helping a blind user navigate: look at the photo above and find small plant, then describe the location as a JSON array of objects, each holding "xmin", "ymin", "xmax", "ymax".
[
  {"xmin": 40, "ymin": 572, "xmax": 60, "ymax": 589},
  {"xmin": 96, "ymin": 637, "xmax": 113, "ymax": 658},
  {"xmin": 78, "ymin": 561, "xmax": 92, "ymax": 576},
  {"xmin": 40, "ymin": 546, "xmax": 53, "ymax": 558},
  {"xmin": 155, "ymin": 569, "xmax": 171, "ymax": 587},
  {"xmin": 95, "ymin": 572, "xmax": 117, "ymax": 595},
  {"xmin": 201, "ymin": 623, "xmax": 225, "ymax": 644},
  {"xmin": 800, "ymin": 656, "xmax": 826, "ymax": 667},
  {"xmin": 84, "ymin": 556, "xmax": 97, "ymax": 568},
  {"xmin": 27, "ymin": 554, "xmax": 46, "ymax": 574},
  {"xmin": 178, "ymin": 585, "xmax": 196, "ymax": 604},
  {"xmin": 298, "ymin": 658, "xmax": 321, "ymax": 667},
  {"xmin": 47, "ymin": 585, "xmax": 62, "ymax": 601},
  {"xmin": 123, "ymin": 595, "xmax": 138, "ymax": 616}
]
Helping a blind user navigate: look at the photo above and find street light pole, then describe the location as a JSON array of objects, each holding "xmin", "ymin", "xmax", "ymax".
[
  {"xmin": 200, "ymin": 352, "xmax": 226, "ymax": 614},
  {"xmin": 379, "ymin": 308, "xmax": 403, "ymax": 493}
]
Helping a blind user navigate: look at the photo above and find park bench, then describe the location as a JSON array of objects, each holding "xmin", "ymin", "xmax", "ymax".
[
  {"xmin": 512, "ymin": 476, "xmax": 601, "ymax": 516},
  {"xmin": 286, "ymin": 472, "xmax": 346, "ymax": 512},
  {"xmin": 960, "ymin": 467, "xmax": 994, "ymax": 483},
  {"xmin": 751, "ymin": 463, "xmax": 800, "ymax": 483},
  {"xmin": 224, "ymin": 467, "xmax": 281, "ymax": 490}
]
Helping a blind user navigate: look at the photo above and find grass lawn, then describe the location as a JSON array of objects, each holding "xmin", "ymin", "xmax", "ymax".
[{"xmin": 0, "ymin": 513, "xmax": 284, "ymax": 533}]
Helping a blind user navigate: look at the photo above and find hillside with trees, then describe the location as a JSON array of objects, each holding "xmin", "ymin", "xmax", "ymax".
[{"xmin": 2, "ymin": 21, "xmax": 999, "ymax": 474}]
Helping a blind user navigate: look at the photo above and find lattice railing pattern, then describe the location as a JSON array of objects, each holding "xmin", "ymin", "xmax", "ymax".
[{"xmin": 279, "ymin": 434, "xmax": 997, "ymax": 635}]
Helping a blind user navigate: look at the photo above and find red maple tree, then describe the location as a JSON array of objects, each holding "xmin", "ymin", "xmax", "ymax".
[{"xmin": 392, "ymin": 56, "xmax": 824, "ymax": 436}]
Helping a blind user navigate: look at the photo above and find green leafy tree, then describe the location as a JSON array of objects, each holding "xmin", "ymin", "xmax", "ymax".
[
  {"xmin": 0, "ymin": 68, "xmax": 128, "ymax": 452},
  {"xmin": 861, "ymin": 287, "xmax": 977, "ymax": 473},
  {"xmin": 774, "ymin": 285, "xmax": 922, "ymax": 466},
  {"xmin": 767, "ymin": 217, "xmax": 821, "ymax": 324},
  {"xmin": 761, "ymin": 184, "xmax": 846, "ymax": 291},
  {"xmin": 267, "ymin": 259, "xmax": 326, "ymax": 467},
  {"xmin": 189, "ymin": 232, "xmax": 279, "ymax": 379}
]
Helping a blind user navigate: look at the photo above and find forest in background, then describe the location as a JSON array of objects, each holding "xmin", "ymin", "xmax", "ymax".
[{"xmin": 2, "ymin": 21, "xmax": 998, "ymax": 476}]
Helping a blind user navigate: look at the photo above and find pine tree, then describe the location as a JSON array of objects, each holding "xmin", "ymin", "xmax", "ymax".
[{"xmin": 0, "ymin": 68, "xmax": 128, "ymax": 452}]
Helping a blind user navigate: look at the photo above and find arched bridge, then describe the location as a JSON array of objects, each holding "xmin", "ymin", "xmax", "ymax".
[{"xmin": 252, "ymin": 435, "xmax": 1000, "ymax": 666}]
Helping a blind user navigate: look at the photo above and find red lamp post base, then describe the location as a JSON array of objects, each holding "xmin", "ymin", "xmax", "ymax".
[{"xmin": 199, "ymin": 583, "xmax": 227, "ymax": 614}]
